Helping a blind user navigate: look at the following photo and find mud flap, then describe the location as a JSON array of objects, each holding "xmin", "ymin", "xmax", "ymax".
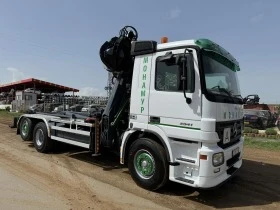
[
  {"xmin": 10, "ymin": 117, "xmax": 18, "ymax": 129},
  {"xmin": 89, "ymin": 119, "xmax": 101, "ymax": 155}
]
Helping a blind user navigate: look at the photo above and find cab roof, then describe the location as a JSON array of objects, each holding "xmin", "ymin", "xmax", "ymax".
[
  {"xmin": 156, "ymin": 38, "xmax": 240, "ymax": 71},
  {"xmin": 157, "ymin": 40, "xmax": 196, "ymax": 50}
]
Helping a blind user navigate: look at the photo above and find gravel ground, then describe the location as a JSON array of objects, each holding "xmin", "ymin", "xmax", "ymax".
[{"xmin": 0, "ymin": 121, "xmax": 279, "ymax": 210}]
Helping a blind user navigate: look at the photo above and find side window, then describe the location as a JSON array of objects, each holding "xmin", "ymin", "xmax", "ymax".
[
  {"xmin": 155, "ymin": 61, "xmax": 180, "ymax": 91},
  {"xmin": 155, "ymin": 53, "xmax": 195, "ymax": 92},
  {"xmin": 25, "ymin": 95, "xmax": 33, "ymax": 101}
]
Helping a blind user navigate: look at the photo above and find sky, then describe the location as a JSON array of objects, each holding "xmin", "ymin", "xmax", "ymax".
[{"xmin": 0, "ymin": 0, "xmax": 279, "ymax": 103}]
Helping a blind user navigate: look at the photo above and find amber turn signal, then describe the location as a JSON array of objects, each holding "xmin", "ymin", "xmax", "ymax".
[{"xmin": 161, "ymin": 37, "xmax": 168, "ymax": 43}]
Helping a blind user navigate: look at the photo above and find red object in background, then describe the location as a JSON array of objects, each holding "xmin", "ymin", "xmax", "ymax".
[{"xmin": 0, "ymin": 78, "xmax": 79, "ymax": 93}]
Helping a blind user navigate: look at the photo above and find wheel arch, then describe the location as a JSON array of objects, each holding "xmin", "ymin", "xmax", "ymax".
[
  {"xmin": 121, "ymin": 129, "xmax": 173, "ymax": 165},
  {"xmin": 17, "ymin": 115, "xmax": 50, "ymax": 137},
  {"xmin": 17, "ymin": 115, "xmax": 25, "ymax": 135}
]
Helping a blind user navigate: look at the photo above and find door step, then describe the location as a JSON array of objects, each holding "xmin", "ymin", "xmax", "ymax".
[
  {"xmin": 176, "ymin": 157, "xmax": 196, "ymax": 164},
  {"xmin": 175, "ymin": 177, "xmax": 194, "ymax": 184}
]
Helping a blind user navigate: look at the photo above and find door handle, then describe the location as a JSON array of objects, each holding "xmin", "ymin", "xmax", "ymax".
[{"xmin": 150, "ymin": 116, "xmax": 160, "ymax": 123}]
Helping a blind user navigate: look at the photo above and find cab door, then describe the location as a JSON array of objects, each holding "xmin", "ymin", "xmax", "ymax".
[{"xmin": 148, "ymin": 48, "xmax": 202, "ymax": 139}]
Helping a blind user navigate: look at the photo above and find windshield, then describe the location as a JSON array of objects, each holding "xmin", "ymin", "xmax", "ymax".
[{"xmin": 202, "ymin": 51, "xmax": 241, "ymax": 103}]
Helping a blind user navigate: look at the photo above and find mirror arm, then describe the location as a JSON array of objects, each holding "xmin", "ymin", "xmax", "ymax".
[{"xmin": 182, "ymin": 49, "xmax": 192, "ymax": 104}]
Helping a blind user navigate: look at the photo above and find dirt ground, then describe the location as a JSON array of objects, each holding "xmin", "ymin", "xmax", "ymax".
[{"xmin": 0, "ymin": 121, "xmax": 279, "ymax": 210}]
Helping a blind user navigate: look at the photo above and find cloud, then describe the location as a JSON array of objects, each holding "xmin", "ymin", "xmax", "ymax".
[
  {"xmin": 76, "ymin": 87, "xmax": 107, "ymax": 97},
  {"xmin": 5, "ymin": 67, "xmax": 48, "ymax": 83},
  {"xmin": 250, "ymin": 13, "xmax": 264, "ymax": 23},
  {"xmin": 36, "ymin": 77, "xmax": 48, "ymax": 81},
  {"xmin": 6, "ymin": 67, "xmax": 25, "ymax": 82},
  {"xmin": 166, "ymin": 8, "xmax": 181, "ymax": 20}
]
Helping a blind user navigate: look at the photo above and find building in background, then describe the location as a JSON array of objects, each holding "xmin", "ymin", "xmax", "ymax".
[
  {"xmin": 0, "ymin": 78, "xmax": 108, "ymax": 113},
  {"xmin": 0, "ymin": 78, "xmax": 79, "ymax": 112}
]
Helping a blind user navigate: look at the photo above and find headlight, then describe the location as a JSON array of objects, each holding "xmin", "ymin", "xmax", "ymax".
[{"xmin": 213, "ymin": 152, "xmax": 224, "ymax": 167}]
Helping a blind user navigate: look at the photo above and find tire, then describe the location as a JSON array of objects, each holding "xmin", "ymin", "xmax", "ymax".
[
  {"xmin": 19, "ymin": 117, "xmax": 33, "ymax": 141},
  {"xmin": 128, "ymin": 138, "xmax": 168, "ymax": 191},
  {"xmin": 33, "ymin": 122, "xmax": 53, "ymax": 153},
  {"xmin": 260, "ymin": 120, "xmax": 267, "ymax": 130}
]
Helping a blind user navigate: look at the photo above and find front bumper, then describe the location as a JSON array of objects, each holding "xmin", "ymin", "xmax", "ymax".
[
  {"xmin": 197, "ymin": 137, "xmax": 244, "ymax": 188},
  {"xmin": 170, "ymin": 137, "xmax": 244, "ymax": 189},
  {"xmin": 197, "ymin": 157, "xmax": 242, "ymax": 189}
]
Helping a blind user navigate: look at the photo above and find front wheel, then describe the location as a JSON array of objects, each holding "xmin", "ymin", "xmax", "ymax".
[{"xmin": 128, "ymin": 138, "xmax": 168, "ymax": 191}]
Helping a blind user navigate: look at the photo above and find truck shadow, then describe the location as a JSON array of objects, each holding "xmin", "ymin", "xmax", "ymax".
[
  {"xmin": 34, "ymin": 141, "xmax": 280, "ymax": 208},
  {"xmin": 52, "ymin": 142, "xmax": 126, "ymax": 171},
  {"xmin": 159, "ymin": 159, "xmax": 280, "ymax": 208}
]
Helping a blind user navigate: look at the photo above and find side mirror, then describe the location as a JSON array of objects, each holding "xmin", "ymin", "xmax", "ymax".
[
  {"xmin": 179, "ymin": 53, "xmax": 195, "ymax": 104},
  {"xmin": 174, "ymin": 65, "xmax": 182, "ymax": 91},
  {"xmin": 184, "ymin": 54, "xmax": 195, "ymax": 93}
]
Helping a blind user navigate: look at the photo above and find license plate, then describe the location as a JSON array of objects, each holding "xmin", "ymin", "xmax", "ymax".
[
  {"xmin": 244, "ymin": 122, "xmax": 249, "ymax": 124},
  {"xmin": 232, "ymin": 147, "xmax": 239, "ymax": 157},
  {"xmin": 223, "ymin": 128, "xmax": 231, "ymax": 144}
]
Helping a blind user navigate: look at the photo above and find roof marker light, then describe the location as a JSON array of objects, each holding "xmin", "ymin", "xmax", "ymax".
[{"xmin": 161, "ymin": 37, "xmax": 168, "ymax": 43}]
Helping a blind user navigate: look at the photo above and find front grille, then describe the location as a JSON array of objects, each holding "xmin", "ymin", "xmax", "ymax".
[{"xmin": 216, "ymin": 120, "xmax": 243, "ymax": 149}]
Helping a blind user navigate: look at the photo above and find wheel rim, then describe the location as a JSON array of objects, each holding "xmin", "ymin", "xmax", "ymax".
[
  {"xmin": 21, "ymin": 121, "xmax": 29, "ymax": 137},
  {"xmin": 35, "ymin": 129, "xmax": 44, "ymax": 147},
  {"xmin": 134, "ymin": 149, "xmax": 155, "ymax": 179}
]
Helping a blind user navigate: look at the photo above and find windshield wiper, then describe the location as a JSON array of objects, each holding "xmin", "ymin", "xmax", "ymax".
[
  {"xmin": 233, "ymin": 94, "xmax": 245, "ymax": 104},
  {"xmin": 233, "ymin": 94, "xmax": 243, "ymax": 99},
  {"xmin": 210, "ymin": 85, "xmax": 233, "ymax": 97},
  {"xmin": 209, "ymin": 86, "xmax": 243, "ymax": 103}
]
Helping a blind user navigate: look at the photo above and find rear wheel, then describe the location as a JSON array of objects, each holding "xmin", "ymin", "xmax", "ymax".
[
  {"xmin": 33, "ymin": 122, "xmax": 53, "ymax": 153},
  {"xmin": 20, "ymin": 118, "xmax": 33, "ymax": 141},
  {"xmin": 128, "ymin": 138, "xmax": 168, "ymax": 191}
]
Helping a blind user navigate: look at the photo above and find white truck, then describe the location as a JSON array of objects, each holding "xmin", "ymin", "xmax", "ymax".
[{"xmin": 16, "ymin": 26, "xmax": 244, "ymax": 191}]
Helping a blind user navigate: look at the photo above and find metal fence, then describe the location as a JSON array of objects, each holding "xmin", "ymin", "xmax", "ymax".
[
  {"xmin": 11, "ymin": 96, "xmax": 109, "ymax": 113},
  {"xmin": 1, "ymin": 88, "xmax": 110, "ymax": 113},
  {"xmin": 34, "ymin": 97, "xmax": 108, "ymax": 112},
  {"xmin": 12, "ymin": 100, "xmax": 34, "ymax": 112}
]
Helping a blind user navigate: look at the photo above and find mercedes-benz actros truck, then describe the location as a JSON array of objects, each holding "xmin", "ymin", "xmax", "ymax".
[{"xmin": 16, "ymin": 26, "xmax": 244, "ymax": 191}]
